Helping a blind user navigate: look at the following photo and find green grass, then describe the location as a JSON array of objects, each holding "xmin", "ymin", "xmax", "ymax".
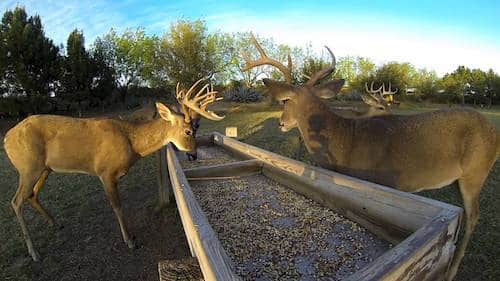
[
  {"xmin": 1, "ymin": 102, "xmax": 498, "ymax": 280},
  {"xmin": 197, "ymin": 102, "xmax": 500, "ymax": 281}
]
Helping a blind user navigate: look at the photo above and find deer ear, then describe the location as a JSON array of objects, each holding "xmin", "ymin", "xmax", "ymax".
[
  {"xmin": 263, "ymin": 78, "xmax": 297, "ymax": 101},
  {"xmin": 314, "ymin": 79, "xmax": 345, "ymax": 99},
  {"xmin": 156, "ymin": 102, "xmax": 174, "ymax": 121}
]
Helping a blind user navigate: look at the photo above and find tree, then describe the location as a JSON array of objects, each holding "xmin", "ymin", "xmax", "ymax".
[
  {"xmin": 373, "ymin": 62, "xmax": 418, "ymax": 96},
  {"xmin": 414, "ymin": 68, "xmax": 438, "ymax": 98},
  {"xmin": 153, "ymin": 20, "xmax": 220, "ymax": 88},
  {"xmin": 89, "ymin": 41, "xmax": 116, "ymax": 106},
  {"xmin": 61, "ymin": 29, "xmax": 92, "ymax": 111},
  {"xmin": 335, "ymin": 56, "xmax": 357, "ymax": 85},
  {"xmin": 94, "ymin": 28, "xmax": 156, "ymax": 102},
  {"xmin": 0, "ymin": 7, "xmax": 61, "ymax": 113}
]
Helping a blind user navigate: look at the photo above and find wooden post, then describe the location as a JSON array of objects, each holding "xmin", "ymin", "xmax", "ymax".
[{"xmin": 155, "ymin": 146, "xmax": 172, "ymax": 213}]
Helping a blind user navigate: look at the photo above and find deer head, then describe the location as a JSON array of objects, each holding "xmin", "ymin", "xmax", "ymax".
[
  {"xmin": 174, "ymin": 79, "xmax": 224, "ymax": 159},
  {"xmin": 242, "ymin": 34, "xmax": 344, "ymax": 132},
  {"xmin": 360, "ymin": 81, "xmax": 397, "ymax": 115}
]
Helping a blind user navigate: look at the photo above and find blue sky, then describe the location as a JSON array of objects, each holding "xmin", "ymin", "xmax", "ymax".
[{"xmin": 1, "ymin": 0, "xmax": 499, "ymax": 75}]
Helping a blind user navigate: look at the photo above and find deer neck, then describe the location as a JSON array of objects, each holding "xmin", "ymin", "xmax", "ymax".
[
  {"xmin": 125, "ymin": 118, "xmax": 171, "ymax": 157},
  {"xmin": 296, "ymin": 96, "xmax": 354, "ymax": 168}
]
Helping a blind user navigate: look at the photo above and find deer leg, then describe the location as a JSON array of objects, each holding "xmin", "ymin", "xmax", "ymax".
[
  {"xmin": 101, "ymin": 176, "xmax": 136, "ymax": 249},
  {"xmin": 447, "ymin": 175, "xmax": 483, "ymax": 281},
  {"xmin": 28, "ymin": 170, "xmax": 54, "ymax": 225},
  {"xmin": 11, "ymin": 174, "xmax": 42, "ymax": 261}
]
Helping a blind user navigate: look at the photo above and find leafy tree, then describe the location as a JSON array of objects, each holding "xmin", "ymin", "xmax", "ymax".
[
  {"xmin": 0, "ymin": 7, "xmax": 61, "ymax": 113},
  {"xmin": 335, "ymin": 56, "xmax": 357, "ymax": 85},
  {"xmin": 152, "ymin": 20, "xmax": 224, "ymax": 88},
  {"xmin": 414, "ymin": 68, "xmax": 438, "ymax": 98},
  {"xmin": 61, "ymin": 29, "xmax": 92, "ymax": 111},
  {"xmin": 94, "ymin": 28, "xmax": 156, "ymax": 102},
  {"xmin": 89, "ymin": 38, "xmax": 116, "ymax": 106}
]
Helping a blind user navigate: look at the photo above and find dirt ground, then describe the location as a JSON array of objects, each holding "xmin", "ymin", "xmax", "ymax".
[{"xmin": 1, "ymin": 151, "xmax": 191, "ymax": 281}]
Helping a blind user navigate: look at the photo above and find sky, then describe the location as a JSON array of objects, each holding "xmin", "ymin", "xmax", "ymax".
[{"xmin": 1, "ymin": 0, "xmax": 499, "ymax": 76}]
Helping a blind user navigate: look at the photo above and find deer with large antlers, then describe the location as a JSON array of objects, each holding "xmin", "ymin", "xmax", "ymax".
[
  {"xmin": 4, "ymin": 79, "xmax": 224, "ymax": 261},
  {"xmin": 331, "ymin": 81, "xmax": 396, "ymax": 119},
  {"xmin": 242, "ymin": 35, "xmax": 499, "ymax": 280}
]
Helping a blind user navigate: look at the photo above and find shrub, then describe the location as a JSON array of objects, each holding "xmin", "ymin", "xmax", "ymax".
[{"xmin": 223, "ymin": 87, "xmax": 263, "ymax": 103}]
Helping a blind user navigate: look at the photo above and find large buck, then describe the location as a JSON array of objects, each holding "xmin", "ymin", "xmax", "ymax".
[
  {"xmin": 242, "ymin": 35, "xmax": 499, "ymax": 280},
  {"xmin": 4, "ymin": 79, "xmax": 224, "ymax": 261}
]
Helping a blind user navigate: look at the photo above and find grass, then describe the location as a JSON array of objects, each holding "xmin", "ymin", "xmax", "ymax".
[{"xmin": 0, "ymin": 101, "xmax": 498, "ymax": 280}]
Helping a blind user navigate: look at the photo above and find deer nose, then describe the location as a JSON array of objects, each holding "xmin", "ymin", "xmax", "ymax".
[{"xmin": 279, "ymin": 122, "xmax": 285, "ymax": 127}]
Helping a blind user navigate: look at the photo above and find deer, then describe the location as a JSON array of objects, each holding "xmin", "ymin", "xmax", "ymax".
[
  {"xmin": 119, "ymin": 83, "xmax": 210, "ymax": 160},
  {"xmin": 332, "ymin": 81, "xmax": 396, "ymax": 119},
  {"xmin": 4, "ymin": 79, "xmax": 224, "ymax": 262},
  {"xmin": 242, "ymin": 35, "xmax": 500, "ymax": 280}
]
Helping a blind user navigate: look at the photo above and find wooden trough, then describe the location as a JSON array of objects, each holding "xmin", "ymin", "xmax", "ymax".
[{"xmin": 157, "ymin": 132, "xmax": 462, "ymax": 281}]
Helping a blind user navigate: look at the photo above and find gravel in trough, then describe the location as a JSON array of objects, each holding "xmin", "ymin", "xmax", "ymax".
[
  {"xmin": 178, "ymin": 145, "xmax": 237, "ymax": 169},
  {"xmin": 186, "ymin": 147, "xmax": 392, "ymax": 280}
]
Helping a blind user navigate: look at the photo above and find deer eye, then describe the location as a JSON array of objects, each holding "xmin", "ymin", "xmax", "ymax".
[
  {"xmin": 185, "ymin": 129, "xmax": 192, "ymax": 136},
  {"xmin": 281, "ymin": 99, "xmax": 289, "ymax": 105}
]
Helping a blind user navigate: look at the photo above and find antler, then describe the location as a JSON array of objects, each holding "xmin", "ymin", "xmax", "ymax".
[
  {"xmin": 364, "ymin": 81, "xmax": 398, "ymax": 104},
  {"xmin": 177, "ymin": 79, "xmax": 225, "ymax": 121},
  {"xmin": 240, "ymin": 33, "xmax": 293, "ymax": 83},
  {"xmin": 365, "ymin": 81, "xmax": 385, "ymax": 96},
  {"xmin": 305, "ymin": 46, "xmax": 337, "ymax": 86},
  {"xmin": 381, "ymin": 82, "xmax": 398, "ymax": 96}
]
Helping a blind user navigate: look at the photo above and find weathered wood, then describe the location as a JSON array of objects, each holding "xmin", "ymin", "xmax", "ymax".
[
  {"xmin": 262, "ymin": 164, "xmax": 406, "ymax": 244},
  {"xmin": 166, "ymin": 144, "xmax": 240, "ymax": 281},
  {"xmin": 345, "ymin": 209, "xmax": 461, "ymax": 281},
  {"xmin": 196, "ymin": 134, "xmax": 214, "ymax": 147},
  {"xmin": 184, "ymin": 159, "xmax": 262, "ymax": 179},
  {"xmin": 155, "ymin": 146, "xmax": 172, "ymax": 213},
  {"xmin": 158, "ymin": 258, "xmax": 203, "ymax": 281},
  {"xmin": 164, "ymin": 132, "xmax": 462, "ymax": 280},
  {"xmin": 213, "ymin": 133, "xmax": 460, "ymax": 235}
]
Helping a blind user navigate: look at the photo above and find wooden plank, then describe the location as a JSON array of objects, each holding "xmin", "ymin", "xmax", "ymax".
[
  {"xmin": 196, "ymin": 134, "xmax": 214, "ymax": 147},
  {"xmin": 184, "ymin": 159, "xmax": 262, "ymax": 179},
  {"xmin": 158, "ymin": 258, "xmax": 203, "ymax": 281},
  {"xmin": 166, "ymin": 144, "xmax": 240, "ymax": 281},
  {"xmin": 214, "ymin": 132, "xmax": 461, "ymax": 234},
  {"xmin": 262, "ymin": 165, "xmax": 406, "ymax": 244},
  {"xmin": 345, "ymin": 209, "xmax": 461, "ymax": 281},
  {"xmin": 155, "ymin": 146, "xmax": 171, "ymax": 213}
]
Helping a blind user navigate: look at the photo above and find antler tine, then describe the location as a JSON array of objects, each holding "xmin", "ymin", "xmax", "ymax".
[
  {"xmin": 184, "ymin": 78, "xmax": 205, "ymax": 100},
  {"xmin": 380, "ymin": 82, "xmax": 398, "ymax": 96},
  {"xmin": 365, "ymin": 81, "xmax": 383, "ymax": 94},
  {"xmin": 175, "ymin": 82, "xmax": 185, "ymax": 101},
  {"xmin": 240, "ymin": 33, "xmax": 293, "ymax": 83},
  {"xmin": 306, "ymin": 46, "xmax": 337, "ymax": 86},
  {"xmin": 180, "ymin": 79, "xmax": 225, "ymax": 121}
]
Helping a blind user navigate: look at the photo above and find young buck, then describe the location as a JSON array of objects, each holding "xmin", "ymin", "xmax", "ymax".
[
  {"xmin": 4, "ymin": 79, "xmax": 224, "ymax": 261},
  {"xmin": 242, "ymin": 36, "xmax": 500, "ymax": 280},
  {"xmin": 332, "ymin": 81, "xmax": 395, "ymax": 119},
  {"xmin": 119, "ymin": 82, "xmax": 215, "ymax": 160}
]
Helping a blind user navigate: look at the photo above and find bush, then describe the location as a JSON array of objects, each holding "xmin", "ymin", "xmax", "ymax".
[{"xmin": 223, "ymin": 87, "xmax": 263, "ymax": 103}]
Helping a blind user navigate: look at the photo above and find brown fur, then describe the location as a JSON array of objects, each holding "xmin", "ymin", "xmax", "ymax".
[
  {"xmin": 4, "ymin": 103, "xmax": 195, "ymax": 261},
  {"xmin": 265, "ymin": 79, "xmax": 499, "ymax": 280}
]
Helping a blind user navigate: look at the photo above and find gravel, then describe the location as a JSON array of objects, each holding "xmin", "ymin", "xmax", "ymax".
[
  {"xmin": 185, "ymin": 146, "xmax": 392, "ymax": 280},
  {"xmin": 179, "ymin": 145, "xmax": 237, "ymax": 169}
]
